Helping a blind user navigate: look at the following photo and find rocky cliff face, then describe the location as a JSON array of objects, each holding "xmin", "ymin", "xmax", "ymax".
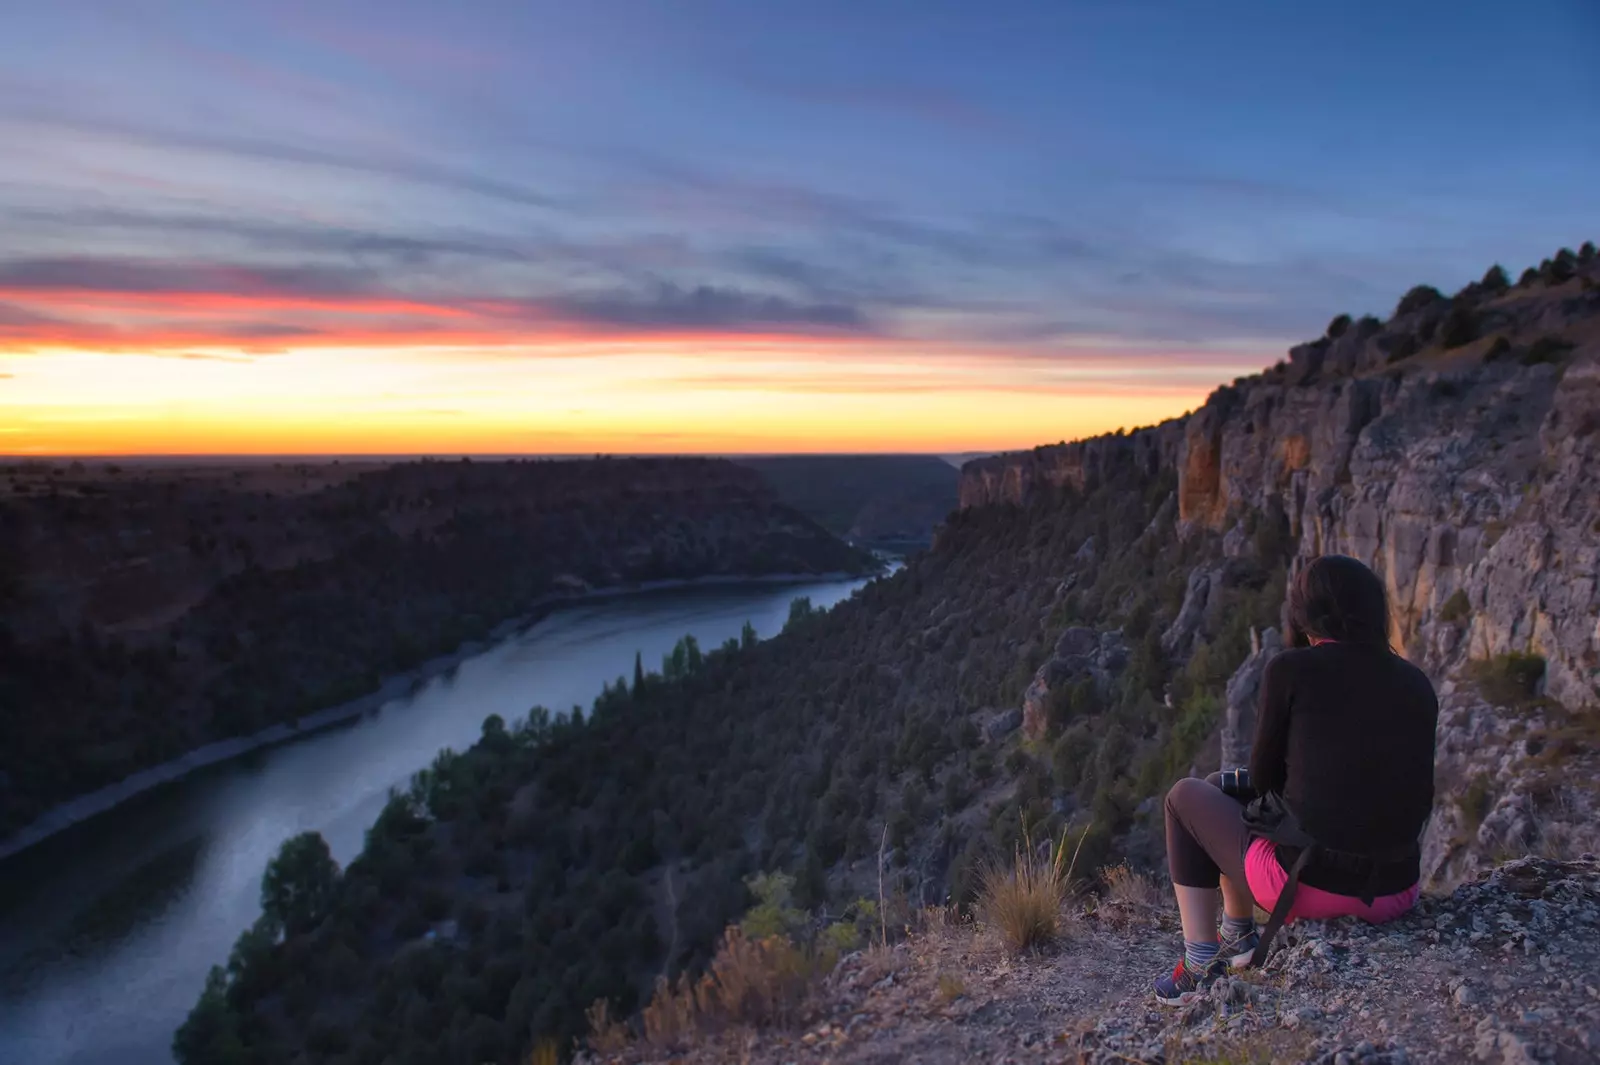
[{"xmin": 965, "ymin": 245, "xmax": 1600, "ymax": 883}]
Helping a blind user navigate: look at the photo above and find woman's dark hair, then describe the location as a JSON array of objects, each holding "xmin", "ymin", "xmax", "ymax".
[{"xmin": 1286, "ymin": 555, "xmax": 1393, "ymax": 650}]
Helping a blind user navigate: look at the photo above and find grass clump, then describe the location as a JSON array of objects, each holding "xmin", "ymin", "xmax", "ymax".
[
  {"xmin": 1100, "ymin": 861, "xmax": 1163, "ymax": 909},
  {"xmin": 936, "ymin": 972, "xmax": 968, "ymax": 1003},
  {"xmin": 1460, "ymin": 776, "xmax": 1494, "ymax": 833},
  {"xmin": 1438, "ymin": 589, "xmax": 1472, "ymax": 624},
  {"xmin": 977, "ymin": 818, "xmax": 1086, "ymax": 952}
]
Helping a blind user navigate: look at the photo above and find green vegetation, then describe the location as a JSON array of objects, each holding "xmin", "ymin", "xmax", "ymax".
[
  {"xmin": 0, "ymin": 458, "xmax": 874, "ymax": 838},
  {"xmin": 1439, "ymin": 589, "xmax": 1472, "ymax": 623},
  {"xmin": 1521, "ymin": 335, "xmax": 1575, "ymax": 366},
  {"xmin": 1480, "ymin": 263, "xmax": 1510, "ymax": 292},
  {"xmin": 1439, "ymin": 304, "xmax": 1478, "ymax": 349},
  {"xmin": 1395, "ymin": 284, "xmax": 1444, "ymax": 316},
  {"xmin": 1469, "ymin": 652, "xmax": 1547, "ymax": 707},
  {"xmin": 1460, "ymin": 776, "xmax": 1494, "ymax": 833},
  {"xmin": 1326, "ymin": 313, "xmax": 1352, "ymax": 339},
  {"xmin": 1484, "ymin": 336, "xmax": 1513, "ymax": 363}
]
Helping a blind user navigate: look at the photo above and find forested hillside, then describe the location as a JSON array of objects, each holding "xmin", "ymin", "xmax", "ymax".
[
  {"xmin": 0, "ymin": 458, "xmax": 874, "ymax": 842},
  {"xmin": 176, "ymin": 451, "xmax": 1287, "ymax": 1064},
  {"xmin": 736, "ymin": 455, "xmax": 959, "ymax": 549},
  {"xmin": 179, "ymin": 242, "xmax": 1600, "ymax": 1065}
]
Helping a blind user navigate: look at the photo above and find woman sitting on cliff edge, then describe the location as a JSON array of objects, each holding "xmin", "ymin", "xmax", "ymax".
[{"xmin": 1154, "ymin": 554, "xmax": 1439, "ymax": 1005}]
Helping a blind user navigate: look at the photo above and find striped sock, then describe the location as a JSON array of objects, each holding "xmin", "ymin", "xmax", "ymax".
[
  {"xmin": 1222, "ymin": 914, "xmax": 1256, "ymax": 941},
  {"xmin": 1184, "ymin": 939, "xmax": 1220, "ymax": 972}
]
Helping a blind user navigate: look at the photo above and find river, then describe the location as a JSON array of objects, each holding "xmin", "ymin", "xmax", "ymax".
[{"xmin": 0, "ymin": 575, "xmax": 872, "ymax": 1065}]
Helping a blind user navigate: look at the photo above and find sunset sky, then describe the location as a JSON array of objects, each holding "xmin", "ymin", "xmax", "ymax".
[{"xmin": 2, "ymin": 1, "xmax": 1596, "ymax": 455}]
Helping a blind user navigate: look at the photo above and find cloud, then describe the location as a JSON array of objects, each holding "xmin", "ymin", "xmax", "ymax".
[
  {"xmin": 0, "ymin": 253, "xmax": 878, "ymax": 350},
  {"xmin": 0, "ymin": 256, "xmax": 375, "ymax": 299},
  {"xmin": 5, "ymin": 106, "xmax": 564, "ymax": 212},
  {"xmin": 537, "ymin": 283, "xmax": 872, "ymax": 333},
  {"xmin": 18, "ymin": 209, "xmax": 536, "ymax": 268}
]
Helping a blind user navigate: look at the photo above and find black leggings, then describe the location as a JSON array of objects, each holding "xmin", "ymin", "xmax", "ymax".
[{"xmin": 1165, "ymin": 773, "xmax": 1254, "ymax": 892}]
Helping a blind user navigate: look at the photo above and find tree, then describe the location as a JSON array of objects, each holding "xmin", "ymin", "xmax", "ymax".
[
  {"xmin": 1439, "ymin": 304, "xmax": 1478, "ymax": 349},
  {"xmin": 1481, "ymin": 263, "xmax": 1510, "ymax": 292},
  {"xmin": 633, "ymin": 650, "xmax": 645, "ymax": 692},
  {"xmin": 172, "ymin": 967, "xmax": 246, "ymax": 1065},
  {"xmin": 262, "ymin": 832, "xmax": 340, "ymax": 936},
  {"xmin": 1326, "ymin": 313, "xmax": 1352, "ymax": 339},
  {"xmin": 1395, "ymin": 284, "xmax": 1443, "ymax": 316},
  {"xmin": 741, "ymin": 620, "xmax": 759, "ymax": 650}
]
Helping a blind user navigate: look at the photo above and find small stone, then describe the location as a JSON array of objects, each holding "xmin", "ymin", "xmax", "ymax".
[{"xmin": 1456, "ymin": 984, "xmax": 1481, "ymax": 1006}]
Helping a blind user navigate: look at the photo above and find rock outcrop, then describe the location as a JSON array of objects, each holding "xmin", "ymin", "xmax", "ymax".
[
  {"xmin": 1021, "ymin": 627, "xmax": 1129, "ymax": 740},
  {"xmin": 963, "ymin": 258, "xmax": 1600, "ymax": 712},
  {"xmin": 1220, "ymin": 625, "xmax": 1283, "ymax": 769}
]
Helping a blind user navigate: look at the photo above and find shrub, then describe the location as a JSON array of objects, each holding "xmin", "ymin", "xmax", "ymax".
[
  {"xmin": 1480, "ymin": 264, "xmax": 1510, "ymax": 292},
  {"xmin": 1395, "ymin": 284, "xmax": 1444, "ymax": 316},
  {"xmin": 1521, "ymin": 335, "xmax": 1574, "ymax": 366},
  {"xmin": 1469, "ymin": 652, "xmax": 1546, "ymax": 706},
  {"xmin": 1384, "ymin": 333, "xmax": 1420, "ymax": 363},
  {"xmin": 1518, "ymin": 266, "xmax": 1539, "ymax": 286},
  {"xmin": 1483, "ymin": 336, "xmax": 1513, "ymax": 363},
  {"xmin": 1438, "ymin": 589, "xmax": 1471, "ymax": 623},
  {"xmin": 1439, "ymin": 305, "xmax": 1477, "ymax": 349},
  {"xmin": 977, "ymin": 819, "xmax": 1084, "ymax": 952},
  {"xmin": 1548, "ymin": 248, "xmax": 1578, "ymax": 284},
  {"xmin": 1580, "ymin": 241, "xmax": 1597, "ymax": 265},
  {"xmin": 1326, "ymin": 314, "xmax": 1352, "ymax": 339},
  {"xmin": 640, "ymin": 927, "xmax": 824, "ymax": 1043}
]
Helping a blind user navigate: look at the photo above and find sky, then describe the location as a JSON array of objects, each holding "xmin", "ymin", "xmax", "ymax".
[{"xmin": 0, "ymin": 0, "xmax": 1595, "ymax": 456}]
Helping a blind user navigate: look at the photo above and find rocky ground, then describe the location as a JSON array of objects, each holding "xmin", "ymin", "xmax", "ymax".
[{"xmin": 589, "ymin": 857, "xmax": 1600, "ymax": 1065}]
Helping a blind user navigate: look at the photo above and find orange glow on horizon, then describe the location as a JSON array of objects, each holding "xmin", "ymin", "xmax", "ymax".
[{"xmin": 1, "ymin": 329, "xmax": 1264, "ymax": 456}]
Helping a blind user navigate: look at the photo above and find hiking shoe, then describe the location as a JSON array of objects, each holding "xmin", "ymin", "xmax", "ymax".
[
  {"xmin": 1152, "ymin": 957, "xmax": 1223, "ymax": 1006},
  {"xmin": 1221, "ymin": 927, "xmax": 1260, "ymax": 969}
]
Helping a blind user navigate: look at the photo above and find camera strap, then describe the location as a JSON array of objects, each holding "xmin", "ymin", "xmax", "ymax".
[{"xmin": 1241, "ymin": 793, "xmax": 1320, "ymax": 968}]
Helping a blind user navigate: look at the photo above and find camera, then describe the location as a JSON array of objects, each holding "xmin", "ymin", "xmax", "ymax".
[{"xmin": 1218, "ymin": 768, "xmax": 1253, "ymax": 799}]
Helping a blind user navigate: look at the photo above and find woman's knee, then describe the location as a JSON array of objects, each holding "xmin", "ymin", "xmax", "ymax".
[
  {"xmin": 1165, "ymin": 775, "xmax": 1210, "ymax": 817},
  {"xmin": 1203, "ymin": 770, "xmax": 1224, "ymax": 788}
]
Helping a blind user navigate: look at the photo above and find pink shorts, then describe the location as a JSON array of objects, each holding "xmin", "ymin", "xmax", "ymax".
[{"xmin": 1244, "ymin": 839, "xmax": 1419, "ymax": 923}]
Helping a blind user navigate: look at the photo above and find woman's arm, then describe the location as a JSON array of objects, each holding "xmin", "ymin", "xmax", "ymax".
[{"xmin": 1249, "ymin": 654, "xmax": 1291, "ymax": 795}]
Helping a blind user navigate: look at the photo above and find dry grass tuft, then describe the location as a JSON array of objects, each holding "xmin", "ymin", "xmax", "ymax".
[
  {"xmin": 526, "ymin": 1038, "xmax": 561, "ymax": 1065},
  {"xmin": 637, "ymin": 926, "xmax": 833, "ymax": 1049},
  {"xmin": 585, "ymin": 999, "xmax": 630, "ymax": 1054},
  {"xmin": 1100, "ymin": 862, "xmax": 1163, "ymax": 909},
  {"xmin": 935, "ymin": 971, "xmax": 968, "ymax": 1003},
  {"xmin": 977, "ymin": 819, "xmax": 1086, "ymax": 953}
]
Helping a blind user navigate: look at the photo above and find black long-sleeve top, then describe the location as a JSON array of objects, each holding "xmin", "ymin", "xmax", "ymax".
[{"xmin": 1249, "ymin": 642, "xmax": 1439, "ymax": 895}]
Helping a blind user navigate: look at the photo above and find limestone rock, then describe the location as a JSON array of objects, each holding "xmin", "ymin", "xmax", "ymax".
[
  {"xmin": 1220, "ymin": 625, "xmax": 1282, "ymax": 769},
  {"xmin": 1020, "ymin": 628, "xmax": 1128, "ymax": 740}
]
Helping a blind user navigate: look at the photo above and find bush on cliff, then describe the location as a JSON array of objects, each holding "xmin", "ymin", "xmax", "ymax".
[{"xmin": 1396, "ymin": 284, "xmax": 1445, "ymax": 316}]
